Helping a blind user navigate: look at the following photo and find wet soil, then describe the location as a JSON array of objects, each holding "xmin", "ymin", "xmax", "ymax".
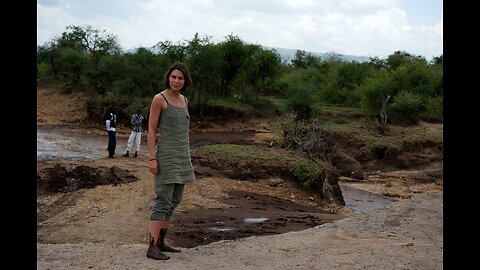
[
  {"xmin": 36, "ymin": 124, "xmax": 442, "ymax": 249},
  {"xmin": 171, "ymin": 189, "xmax": 343, "ymax": 248},
  {"xmin": 37, "ymin": 126, "xmax": 352, "ymax": 248},
  {"xmin": 36, "ymin": 87, "xmax": 443, "ymax": 251}
]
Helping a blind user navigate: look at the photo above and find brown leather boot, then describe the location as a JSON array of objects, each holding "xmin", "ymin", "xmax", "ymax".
[
  {"xmin": 146, "ymin": 233, "xmax": 170, "ymax": 260},
  {"xmin": 158, "ymin": 228, "xmax": 181, "ymax": 253}
]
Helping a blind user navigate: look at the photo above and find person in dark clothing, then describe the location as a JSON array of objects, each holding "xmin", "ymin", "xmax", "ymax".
[{"xmin": 106, "ymin": 112, "xmax": 117, "ymax": 158}]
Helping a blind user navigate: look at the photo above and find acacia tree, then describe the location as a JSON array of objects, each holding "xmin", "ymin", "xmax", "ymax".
[
  {"xmin": 60, "ymin": 25, "xmax": 122, "ymax": 60},
  {"xmin": 61, "ymin": 25, "xmax": 122, "ymax": 91},
  {"xmin": 38, "ymin": 25, "xmax": 123, "ymax": 90}
]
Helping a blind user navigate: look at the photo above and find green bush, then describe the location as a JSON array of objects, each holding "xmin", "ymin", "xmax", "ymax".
[
  {"xmin": 272, "ymin": 112, "xmax": 309, "ymax": 148},
  {"xmin": 286, "ymin": 84, "xmax": 313, "ymax": 120},
  {"xmin": 423, "ymin": 95, "xmax": 443, "ymax": 122},
  {"xmin": 83, "ymin": 92, "xmax": 136, "ymax": 124},
  {"xmin": 289, "ymin": 162, "xmax": 310, "ymax": 184},
  {"xmin": 289, "ymin": 161, "xmax": 323, "ymax": 189},
  {"xmin": 389, "ymin": 90, "xmax": 425, "ymax": 124},
  {"xmin": 37, "ymin": 62, "xmax": 53, "ymax": 80}
]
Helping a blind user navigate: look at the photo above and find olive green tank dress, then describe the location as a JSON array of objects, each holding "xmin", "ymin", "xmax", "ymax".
[{"xmin": 154, "ymin": 93, "xmax": 195, "ymax": 184}]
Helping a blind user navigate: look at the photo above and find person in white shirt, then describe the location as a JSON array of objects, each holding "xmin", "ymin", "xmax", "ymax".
[{"xmin": 106, "ymin": 112, "xmax": 117, "ymax": 158}]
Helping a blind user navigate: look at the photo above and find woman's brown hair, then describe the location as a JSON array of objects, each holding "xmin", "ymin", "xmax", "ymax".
[{"xmin": 163, "ymin": 62, "xmax": 192, "ymax": 91}]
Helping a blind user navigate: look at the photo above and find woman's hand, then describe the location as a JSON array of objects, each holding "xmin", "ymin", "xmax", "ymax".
[{"xmin": 149, "ymin": 159, "xmax": 158, "ymax": 175}]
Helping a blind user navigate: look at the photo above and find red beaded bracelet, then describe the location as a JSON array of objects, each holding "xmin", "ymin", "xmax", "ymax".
[{"xmin": 149, "ymin": 158, "xmax": 156, "ymax": 161}]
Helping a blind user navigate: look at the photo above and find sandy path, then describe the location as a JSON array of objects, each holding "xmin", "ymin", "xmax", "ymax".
[{"xmin": 37, "ymin": 191, "xmax": 443, "ymax": 270}]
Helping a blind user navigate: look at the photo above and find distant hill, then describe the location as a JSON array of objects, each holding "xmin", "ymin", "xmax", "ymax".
[
  {"xmin": 127, "ymin": 45, "xmax": 370, "ymax": 64},
  {"xmin": 264, "ymin": 46, "xmax": 370, "ymax": 64}
]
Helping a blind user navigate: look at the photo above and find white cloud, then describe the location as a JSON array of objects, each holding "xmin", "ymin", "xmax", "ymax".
[{"xmin": 37, "ymin": 0, "xmax": 443, "ymax": 60}]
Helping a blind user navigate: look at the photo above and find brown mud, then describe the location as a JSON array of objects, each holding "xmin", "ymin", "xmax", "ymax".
[{"xmin": 37, "ymin": 87, "xmax": 443, "ymax": 253}]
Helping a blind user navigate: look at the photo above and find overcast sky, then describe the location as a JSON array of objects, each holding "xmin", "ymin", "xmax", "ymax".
[{"xmin": 37, "ymin": 0, "xmax": 442, "ymax": 60}]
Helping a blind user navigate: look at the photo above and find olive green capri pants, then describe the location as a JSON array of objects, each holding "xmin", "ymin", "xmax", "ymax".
[{"xmin": 150, "ymin": 183, "xmax": 185, "ymax": 221}]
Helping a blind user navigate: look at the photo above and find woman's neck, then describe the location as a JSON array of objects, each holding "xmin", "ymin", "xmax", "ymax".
[{"xmin": 167, "ymin": 88, "xmax": 180, "ymax": 97}]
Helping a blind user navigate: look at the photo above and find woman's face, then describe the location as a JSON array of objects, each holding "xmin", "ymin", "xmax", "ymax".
[{"xmin": 169, "ymin": 69, "xmax": 185, "ymax": 91}]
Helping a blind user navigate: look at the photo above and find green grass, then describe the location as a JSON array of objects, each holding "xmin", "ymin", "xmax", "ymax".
[
  {"xmin": 266, "ymin": 96, "xmax": 289, "ymax": 111},
  {"xmin": 319, "ymin": 118, "xmax": 441, "ymax": 151},
  {"xmin": 315, "ymin": 103, "xmax": 367, "ymax": 114},
  {"xmin": 205, "ymin": 96, "xmax": 249, "ymax": 111},
  {"xmin": 198, "ymin": 143, "xmax": 296, "ymax": 162},
  {"xmin": 208, "ymin": 96, "xmax": 442, "ymax": 154}
]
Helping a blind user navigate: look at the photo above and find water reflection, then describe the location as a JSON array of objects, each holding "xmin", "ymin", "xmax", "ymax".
[
  {"xmin": 243, "ymin": 217, "xmax": 269, "ymax": 224},
  {"xmin": 208, "ymin": 227, "xmax": 238, "ymax": 232},
  {"xmin": 339, "ymin": 183, "xmax": 397, "ymax": 214},
  {"xmin": 37, "ymin": 127, "xmax": 109, "ymax": 161}
]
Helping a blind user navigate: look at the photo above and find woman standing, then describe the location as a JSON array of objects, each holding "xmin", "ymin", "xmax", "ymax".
[{"xmin": 146, "ymin": 62, "xmax": 195, "ymax": 260}]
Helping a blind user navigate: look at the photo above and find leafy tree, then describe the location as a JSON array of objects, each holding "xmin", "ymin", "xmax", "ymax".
[
  {"xmin": 38, "ymin": 25, "xmax": 122, "ymax": 91},
  {"xmin": 359, "ymin": 70, "xmax": 396, "ymax": 117},
  {"xmin": 122, "ymin": 47, "xmax": 170, "ymax": 96},
  {"xmin": 56, "ymin": 47, "xmax": 88, "ymax": 88},
  {"xmin": 292, "ymin": 50, "xmax": 308, "ymax": 69},
  {"xmin": 60, "ymin": 25, "xmax": 122, "ymax": 91},
  {"xmin": 219, "ymin": 34, "xmax": 247, "ymax": 97},
  {"xmin": 323, "ymin": 61, "xmax": 374, "ymax": 106},
  {"xmin": 37, "ymin": 41, "xmax": 60, "ymax": 79},
  {"xmin": 431, "ymin": 55, "xmax": 443, "ymax": 67},
  {"xmin": 286, "ymin": 83, "xmax": 314, "ymax": 120},
  {"xmin": 251, "ymin": 47, "xmax": 283, "ymax": 94},
  {"xmin": 91, "ymin": 54, "xmax": 128, "ymax": 94},
  {"xmin": 184, "ymin": 34, "xmax": 224, "ymax": 109},
  {"xmin": 232, "ymin": 44, "xmax": 282, "ymax": 105},
  {"xmin": 60, "ymin": 25, "xmax": 122, "ymax": 58},
  {"xmin": 368, "ymin": 56, "xmax": 388, "ymax": 69},
  {"xmin": 386, "ymin": 51, "xmax": 426, "ymax": 70},
  {"xmin": 38, "ymin": 25, "xmax": 443, "ymax": 127},
  {"xmin": 153, "ymin": 40, "xmax": 187, "ymax": 63},
  {"xmin": 391, "ymin": 61, "xmax": 438, "ymax": 100}
]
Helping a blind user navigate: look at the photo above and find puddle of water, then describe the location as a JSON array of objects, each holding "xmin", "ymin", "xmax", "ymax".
[
  {"xmin": 37, "ymin": 126, "xmax": 149, "ymax": 161},
  {"xmin": 208, "ymin": 227, "xmax": 237, "ymax": 232},
  {"xmin": 37, "ymin": 127, "xmax": 107, "ymax": 161},
  {"xmin": 243, "ymin": 217, "xmax": 269, "ymax": 224},
  {"xmin": 339, "ymin": 183, "xmax": 397, "ymax": 214},
  {"xmin": 207, "ymin": 217, "xmax": 270, "ymax": 233}
]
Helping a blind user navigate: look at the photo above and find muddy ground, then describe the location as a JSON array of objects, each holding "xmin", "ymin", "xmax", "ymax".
[
  {"xmin": 36, "ymin": 87, "xmax": 443, "ymax": 269},
  {"xmin": 37, "ymin": 126, "xmax": 355, "ymax": 248}
]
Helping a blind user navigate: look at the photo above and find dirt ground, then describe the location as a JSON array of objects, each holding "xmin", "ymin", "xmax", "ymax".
[{"xmin": 36, "ymin": 87, "xmax": 443, "ymax": 269}]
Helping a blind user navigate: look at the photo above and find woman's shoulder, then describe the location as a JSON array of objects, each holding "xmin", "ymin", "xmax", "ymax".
[
  {"xmin": 152, "ymin": 90, "xmax": 169, "ymax": 109},
  {"xmin": 153, "ymin": 90, "xmax": 167, "ymax": 100},
  {"xmin": 155, "ymin": 90, "xmax": 167, "ymax": 97}
]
